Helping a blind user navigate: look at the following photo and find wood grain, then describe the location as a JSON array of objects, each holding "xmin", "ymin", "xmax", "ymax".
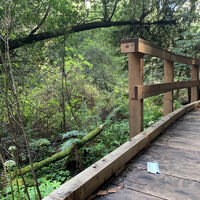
[
  {"xmin": 121, "ymin": 38, "xmax": 200, "ymax": 65},
  {"xmin": 164, "ymin": 60, "xmax": 174, "ymax": 116},
  {"xmin": 128, "ymin": 53, "xmax": 143, "ymax": 138},
  {"xmin": 191, "ymin": 64, "xmax": 199, "ymax": 102},
  {"xmin": 133, "ymin": 80, "xmax": 200, "ymax": 99}
]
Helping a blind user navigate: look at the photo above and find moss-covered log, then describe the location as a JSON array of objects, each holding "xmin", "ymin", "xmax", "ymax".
[
  {"xmin": 19, "ymin": 125, "xmax": 104, "ymax": 175},
  {"xmin": 17, "ymin": 105, "xmax": 121, "ymax": 175}
]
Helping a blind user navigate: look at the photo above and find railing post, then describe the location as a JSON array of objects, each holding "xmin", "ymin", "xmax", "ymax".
[
  {"xmin": 191, "ymin": 64, "xmax": 199, "ymax": 102},
  {"xmin": 164, "ymin": 60, "xmax": 174, "ymax": 116},
  {"xmin": 121, "ymin": 40, "xmax": 144, "ymax": 139},
  {"xmin": 128, "ymin": 53, "xmax": 143, "ymax": 138}
]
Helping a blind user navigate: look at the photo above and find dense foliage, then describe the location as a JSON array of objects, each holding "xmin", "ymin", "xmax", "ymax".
[{"xmin": 0, "ymin": 0, "xmax": 200, "ymax": 199}]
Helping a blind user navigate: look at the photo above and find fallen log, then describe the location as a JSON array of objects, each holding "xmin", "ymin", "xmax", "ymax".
[
  {"xmin": 18, "ymin": 106, "xmax": 122, "ymax": 175},
  {"xmin": 20, "ymin": 126, "xmax": 103, "ymax": 175}
]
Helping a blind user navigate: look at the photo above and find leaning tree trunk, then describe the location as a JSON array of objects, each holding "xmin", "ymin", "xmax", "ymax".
[
  {"xmin": 17, "ymin": 106, "xmax": 122, "ymax": 175},
  {"xmin": 19, "ymin": 125, "xmax": 104, "ymax": 175}
]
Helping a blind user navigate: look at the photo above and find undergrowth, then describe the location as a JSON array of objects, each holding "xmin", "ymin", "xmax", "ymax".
[{"xmin": 0, "ymin": 96, "xmax": 183, "ymax": 199}]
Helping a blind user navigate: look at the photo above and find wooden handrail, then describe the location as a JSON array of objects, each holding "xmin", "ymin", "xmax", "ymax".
[
  {"xmin": 121, "ymin": 38, "xmax": 200, "ymax": 138},
  {"xmin": 121, "ymin": 38, "xmax": 199, "ymax": 65},
  {"xmin": 43, "ymin": 38, "xmax": 200, "ymax": 200},
  {"xmin": 133, "ymin": 80, "xmax": 200, "ymax": 100}
]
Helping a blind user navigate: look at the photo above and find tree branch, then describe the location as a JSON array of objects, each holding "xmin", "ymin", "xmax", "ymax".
[
  {"xmin": 107, "ymin": 0, "xmax": 119, "ymax": 21},
  {"xmin": 4, "ymin": 19, "xmax": 176, "ymax": 51},
  {"xmin": 28, "ymin": 5, "xmax": 50, "ymax": 37}
]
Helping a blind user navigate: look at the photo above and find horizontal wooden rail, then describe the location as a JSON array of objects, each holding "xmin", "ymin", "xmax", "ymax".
[
  {"xmin": 43, "ymin": 101, "xmax": 200, "ymax": 200},
  {"xmin": 121, "ymin": 38, "xmax": 200, "ymax": 65},
  {"xmin": 121, "ymin": 38, "xmax": 200, "ymax": 136},
  {"xmin": 133, "ymin": 80, "xmax": 200, "ymax": 100}
]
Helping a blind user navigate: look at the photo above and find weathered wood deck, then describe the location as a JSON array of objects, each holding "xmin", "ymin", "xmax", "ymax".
[{"xmin": 94, "ymin": 108, "xmax": 200, "ymax": 200}]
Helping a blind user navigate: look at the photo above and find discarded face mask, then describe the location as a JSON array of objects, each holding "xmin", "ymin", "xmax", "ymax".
[{"xmin": 147, "ymin": 162, "xmax": 160, "ymax": 174}]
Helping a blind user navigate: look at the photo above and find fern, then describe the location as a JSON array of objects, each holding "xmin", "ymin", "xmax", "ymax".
[
  {"xmin": 60, "ymin": 138, "xmax": 80, "ymax": 151},
  {"xmin": 30, "ymin": 138, "xmax": 50, "ymax": 148},
  {"xmin": 61, "ymin": 130, "xmax": 87, "ymax": 139}
]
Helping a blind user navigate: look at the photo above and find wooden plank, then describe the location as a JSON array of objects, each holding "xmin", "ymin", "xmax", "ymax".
[
  {"xmin": 128, "ymin": 53, "xmax": 143, "ymax": 138},
  {"xmin": 167, "ymin": 121, "xmax": 200, "ymax": 133},
  {"xmin": 155, "ymin": 134, "xmax": 200, "ymax": 152},
  {"xmin": 133, "ymin": 80, "xmax": 200, "ymax": 99},
  {"xmin": 170, "ymin": 54, "xmax": 197, "ymax": 65},
  {"xmin": 164, "ymin": 60, "xmax": 173, "ymax": 116},
  {"xmin": 180, "ymin": 110, "xmax": 200, "ymax": 120},
  {"xmin": 131, "ymin": 144, "xmax": 200, "ymax": 180},
  {"xmin": 43, "ymin": 101, "xmax": 200, "ymax": 200},
  {"xmin": 137, "ymin": 38, "xmax": 199, "ymax": 65},
  {"xmin": 95, "ymin": 186, "xmax": 163, "ymax": 200},
  {"xmin": 121, "ymin": 38, "xmax": 200, "ymax": 65},
  {"xmin": 137, "ymin": 38, "xmax": 171, "ymax": 61},
  {"xmin": 123, "ymin": 168, "xmax": 200, "ymax": 200},
  {"xmin": 191, "ymin": 64, "xmax": 199, "ymax": 102}
]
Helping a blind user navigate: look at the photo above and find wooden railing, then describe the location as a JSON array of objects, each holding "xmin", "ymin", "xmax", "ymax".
[
  {"xmin": 121, "ymin": 38, "xmax": 200, "ymax": 138},
  {"xmin": 43, "ymin": 38, "xmax": 200, "ymax": 200}
]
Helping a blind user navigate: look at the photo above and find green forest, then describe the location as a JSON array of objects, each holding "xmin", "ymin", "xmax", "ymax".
[{"xmin": 0, "ymin": 0, "xmax": 200, "ymax": 199}]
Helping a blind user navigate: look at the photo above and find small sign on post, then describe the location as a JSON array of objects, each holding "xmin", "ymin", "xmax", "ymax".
[{"xmin": 121, "ymin": 42, "xmax": 135, "ymax": 53}]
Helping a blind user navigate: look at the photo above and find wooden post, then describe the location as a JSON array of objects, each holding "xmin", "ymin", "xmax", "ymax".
[
  {"xmin": 128, "ymin": 53, "xmax": 143, "ymax": 138},
  {"xmin": 191, "ymin": 64, "xmax": 199, "ymax": 102},
  {"xmin": 164, "ymin": 60, "xmax": 174, "ymax": 116}
]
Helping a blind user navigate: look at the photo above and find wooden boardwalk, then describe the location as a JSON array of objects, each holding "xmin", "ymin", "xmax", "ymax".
[
  {"xmin": 94, "ymin": 108, "xmax": 200, "ymax": 200},
  {"xmin": 43, "ymin": 38, "xmax": 200, "ymax": 200}
]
